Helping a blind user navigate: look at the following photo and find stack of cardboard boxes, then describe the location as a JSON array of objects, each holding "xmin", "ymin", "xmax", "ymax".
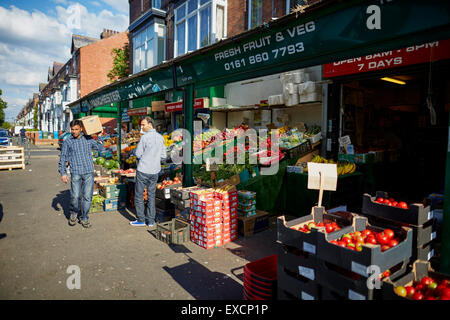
[
  {"xmin": 100, "ymin": 183, "xmax": 127, "ymax": 211},
  {"xmin": 189, "ymin": 187, "xmax": 239, "ymax": 249}
]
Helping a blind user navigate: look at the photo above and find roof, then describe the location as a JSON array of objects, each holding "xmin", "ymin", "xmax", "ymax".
[{"xmin": 71, "ymin": 34, "xmax": 99, "ymax": 54}]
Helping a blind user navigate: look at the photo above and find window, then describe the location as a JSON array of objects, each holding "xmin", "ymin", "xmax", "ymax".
[
  {"xmin": 248, "ymin": 0, "xmax": 262, "ymax": 29},
  {"xmin": 152, "ymin": 0, "xmax": 161, "ymax": 9},
  {"xmin": 133, "ymin": 22, "xmax": 166, "ymax": 74},
  {"xmin": 175, "ymin": 0, "xmax": 226, "ymax": 57}
]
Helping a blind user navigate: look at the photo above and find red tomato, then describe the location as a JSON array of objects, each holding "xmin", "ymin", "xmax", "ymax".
[
  {"xmin": 415, "ymin": 284, "xmax": 424, "ymax": 292},
  {"xmin": 412, "ymin": 292, "xmax": 424, "ymax": 300},
  {"xmin": 376, "ymin": 233, "xmax": 390, "ymax": 245},
  {"xmin": 421, "ymin": 277, "xmax": 433, "ymax": 287},
  {"xmin": 398, "ymin": 202, "xmax": 408, "ymax": 209},
  {"xmin": 381, "ymin": 245, "xmax": 391, "ymax": 252},
  {"xmin": 337, "ymin": 241, "xmax": 347, "ymax": 247},
  {"xmin": 441, "ymin": 288, "xmax": 450, "ymax": 299},
  {"xmin": 384, "ymin": 200, "xmax": 392, "ymax": 206},
  {"xmin": 405, "ymin": 286, "xmax": 415, "ymax": 297},
  {"xmin": 330, "ymin": 240, "xmax": 339, "ymax": 245},
  {"xmin": 425, "ymin": 296, "xmax": 436, "ymax": 300},
  {"xmin": 388, "ymin": 239, "xmax": 399, "ymax": 247},
  {"xmin": 384, "ymin": 229, "xmax": 395, "ymax": 240},
  {"xmin": 391, "ymin": 201, "xmax": 398, "ymax": 207},
  {"xmin": 342, "ymin": 237, "xmax": 352, "ymax": 245},
  {"xmin": 325, "ymin": 224, "xmax": 335, "ymax": 233},
  {"xmin": 365, "ymin": 236, "xmax": 377, "ymax": 245},
  {"xmin": 440, "ymin": 279, "xmax": 450, "ymax": 287},
  {"xmin": 376, "ymin": 197, "xmax": 385, "ymax": 203},
  {"xmin": 317, "ymin": 222, "xmax": 325, "ymax": 227},
  {"xmin": 389, "ymin": 198, "xmax": 396, "ymax": 202},
  {"xmin": 361, "ymin": 229, "xmax": 372, "ymax": 237}
]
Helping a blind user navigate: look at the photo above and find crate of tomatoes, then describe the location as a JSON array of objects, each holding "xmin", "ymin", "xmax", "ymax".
[
  {"xmin": 316, "ymin": 215, "xmax": 413, "ymax": 278},
  {"xmin": 277, "ymin": 207, "xmax": 366, "ymax": 256},
  {"xmin": 362, "ymin": 191, "xmax": 432, "ymax": 226},
  {"xmin": 382, "ymin": 260, "xmax": 450, "ymax": 300}
]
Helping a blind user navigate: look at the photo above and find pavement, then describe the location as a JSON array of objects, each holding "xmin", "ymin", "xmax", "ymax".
[{"xmin": 0, "ymin": 146, "xmax": 280, "ymax": 300}]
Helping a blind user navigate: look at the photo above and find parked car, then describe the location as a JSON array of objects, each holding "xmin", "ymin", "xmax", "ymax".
[
  {"xmin": 58, "ymin": 132, "xmax": 72, "ymax": 147},
  {"xmin": 0, "ymin": 129, "xmax": 10, "ymax": 146}
]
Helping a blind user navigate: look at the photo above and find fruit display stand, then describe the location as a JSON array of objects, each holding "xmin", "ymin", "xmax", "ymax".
[{"xmin": 381, "ymin": 260, "xmax": 450, "ymax": 300}]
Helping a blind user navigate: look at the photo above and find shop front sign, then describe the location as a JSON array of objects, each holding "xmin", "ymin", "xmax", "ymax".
[{"xmin": 323, "ymin": 39, "xmax": 450, "ymax": 78}]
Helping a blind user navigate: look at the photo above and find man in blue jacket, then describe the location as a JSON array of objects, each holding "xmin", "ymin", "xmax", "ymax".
[{"xmin": 58, "ymin": 120, "xmax": 104, "ymax": 228}]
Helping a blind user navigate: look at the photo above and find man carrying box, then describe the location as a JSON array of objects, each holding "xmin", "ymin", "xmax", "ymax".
[
  {"xmin": 58, "ymin": 119, "xmax": 104, "ymax": 228},
  {"xmin": 130, "ymin": 116, "xmax": 166, "ymax": 227}
]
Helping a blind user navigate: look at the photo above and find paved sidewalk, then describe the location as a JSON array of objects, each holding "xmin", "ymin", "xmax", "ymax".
[{"xmin": 0, "ymin": 157, "xmax": 280, "ymax": 299}]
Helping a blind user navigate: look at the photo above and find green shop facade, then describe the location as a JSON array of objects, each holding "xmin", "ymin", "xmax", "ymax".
[{"xmin": 68, "ymin": 0, "xmax": 450, "ymax": 273}]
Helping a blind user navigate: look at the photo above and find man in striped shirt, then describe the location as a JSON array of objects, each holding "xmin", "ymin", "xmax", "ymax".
[{"xmin": 58, "ymin": 120, "xmax": 104, "ymax": 228}]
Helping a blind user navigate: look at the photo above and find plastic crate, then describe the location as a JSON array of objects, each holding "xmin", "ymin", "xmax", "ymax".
[
  {"xmin": 362, "ymin": 192, "xmax": 432, "ymax": 226},
  {"xmin": 381, "ymin": 260, "xmax": 450, "ymax": 300},
  {"xmin": 156, "ymin": 183, "xmax": 182, "ymax": 199},
  {"xmin": 89, "ymin": 203, "xmax": 104, "ymax": 213},
  {"xmin": 316, "ymin": 216, "xmax": 413, "ymax": 278},
  {"xmin": 277, "ymin": 208, "xmax": 359, "ymax": 254},
  {"xmin": 155, "ymin": 218, "xmax": 190, "ymax": 244},
  {"xmin": 284, "ymin": 140, "xmax": 312, "ymax": 159}
]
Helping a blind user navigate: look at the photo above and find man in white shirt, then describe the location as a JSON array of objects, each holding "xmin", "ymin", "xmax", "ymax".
[{"xmin": 130, "ymin": 116, "xmax": 166, "ymax": 227}]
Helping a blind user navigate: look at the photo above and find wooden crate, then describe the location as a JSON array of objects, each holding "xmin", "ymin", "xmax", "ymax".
[{"xmin": 0, "ymin": 146, "xmax": 25, "ymax": 171}]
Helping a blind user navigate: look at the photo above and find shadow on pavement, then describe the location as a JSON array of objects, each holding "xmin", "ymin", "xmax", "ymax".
[
  {"xmin": 117, "ymin": 207, "xmax": 137, "ymax": 222},
  {"xmin": 162, "ymin": 256, "xmax": 244, "ymax": 300},
  {"xmin": 51, "ymin": 190, "xmax": 71, "ymax": 220},
  {"xmin": 0, "ymin": 203, "xmax": 6, "ymax": 240}
]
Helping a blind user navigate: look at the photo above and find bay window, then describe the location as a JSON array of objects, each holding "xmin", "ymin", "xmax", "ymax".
[
  {"xmin": 133, "ymin": 22, "xmax": 166, "ymax": 74},
  {"xmin": 175, "ymin": 0, "xmax": 227, "ymax": 57},
  {"xmin": 248, "ymin": 0, "xmax": 262, "ymax": 30}
]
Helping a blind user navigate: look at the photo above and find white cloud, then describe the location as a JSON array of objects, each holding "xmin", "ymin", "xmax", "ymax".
[
  {"xmin": 100, "ymin": 0, "xmax": 129, "ymax": 14},
  {"xmin": 91, "ymin": 1, "xmax": 102, "ymax": 7},
  {"xmin": 56, "ymin": 3, "xmax": 128, "ymax": 37},
  {"xmin": 0, "ymin": 3, "xmax": 129, "ymax": 120}
]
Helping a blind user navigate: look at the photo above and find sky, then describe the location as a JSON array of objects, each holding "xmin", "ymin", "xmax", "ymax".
[{"xmin": 0, "ymin": 0, "xmax": 129, "ymax": 122}]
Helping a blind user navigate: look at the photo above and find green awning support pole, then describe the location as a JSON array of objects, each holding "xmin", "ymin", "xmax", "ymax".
[
  {"xmin": 116, "ymin": 102, "xmax": 122, "ymax": 167},
  {"xmin": 183, "ymin": 83, "xmax": 194, "ymax": 187},
  {"xmin": 440, "ymin": 113, "xmax": 450, "ymax": 275}
]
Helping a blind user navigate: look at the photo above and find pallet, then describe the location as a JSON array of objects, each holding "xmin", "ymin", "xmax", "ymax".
[{"xmin": 0, "ymin": 146, "xmax": 25, "ymax": 170}]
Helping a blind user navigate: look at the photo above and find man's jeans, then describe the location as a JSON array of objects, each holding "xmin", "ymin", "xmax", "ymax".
[
  {"xmin": 70, "ymin": 173, "xmax": 94, "ymax": 222},
  {"xmin": 134, "ymin": 170, "xmax": 158, "ymax": 224}
]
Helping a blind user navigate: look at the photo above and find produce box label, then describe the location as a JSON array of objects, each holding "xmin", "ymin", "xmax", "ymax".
[
  {"xmin": 351, "ymin": 261, "xmax": 369, "ymax": 277},
  {"xmin": 303, "ymin": 242, "xmax": 316, "ymax": 255},
  {"xmin": 348, "ymin": 289, "xmax": 366, "ymax": 300},
  {"xmin": 428, "ymin": 249, "xmax": 434, "ymax": 260},
  {"xmin": 301, "ymin": 292, "xmax": 315, "ymax": 300},
  {"xmin": 298, "ymin": 266, "xmax": 315, "ymax": 281}
]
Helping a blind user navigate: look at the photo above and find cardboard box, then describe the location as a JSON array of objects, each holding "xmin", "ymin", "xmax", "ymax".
[
  {"xmin": 237, "ymin": 210, "xmax": 270, "ymax": 237},
  {"xmin": 81, "ymin": 115, "xmax": 103, "ymax": 135},
  {"xmin": 151, "ymin": 100, "xmax": 165, "ymax": 112}
]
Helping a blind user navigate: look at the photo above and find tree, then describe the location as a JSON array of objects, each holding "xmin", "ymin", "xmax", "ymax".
[
  {"xmin": 33, "ymin": 105, "xmax": 38, "ymax": 129},
  {"xmin": 0, "ymin": 89, "xmax": 7, "ymax": 127},
  {"xmin": 1, "ymin": 121, "xmax": 11, "ymax": 130},
  {"xmin": 107, "ymin": 43, "xmax": 129, "ymax": 82}
]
